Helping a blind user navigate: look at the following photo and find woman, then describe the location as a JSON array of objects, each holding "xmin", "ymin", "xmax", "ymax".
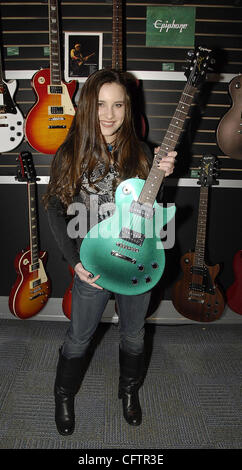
[{"xmin": 44, "ymin": 68, "xmax": 176, "ymax": 436}]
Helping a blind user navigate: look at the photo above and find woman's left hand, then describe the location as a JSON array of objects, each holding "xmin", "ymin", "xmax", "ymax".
[{"xmin": 154, "ymin": 148, "xmax": 177, "ymax": 177}]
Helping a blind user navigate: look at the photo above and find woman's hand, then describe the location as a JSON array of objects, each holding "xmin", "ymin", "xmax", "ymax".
[
  {"xmin": 74, "ymin": 262, "xmax": 103, "ymax": 289},
  {"xmin": 154, "ymin": 148, "xmax": 177, "ymax": 177}
]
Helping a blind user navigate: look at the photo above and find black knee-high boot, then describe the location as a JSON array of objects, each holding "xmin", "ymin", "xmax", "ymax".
[
  {"xmin": 54, "ymin": 349, "xmax": 86, "ymax": 436},
  {"xmin": 118, "ymin": 348, "xmax": 145, "ymax": 426}
]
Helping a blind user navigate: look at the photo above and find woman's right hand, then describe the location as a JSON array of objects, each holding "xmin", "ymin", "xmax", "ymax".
[{"xmin": 74, "ymin": 262, "xmax": 103, "ymax": 289}]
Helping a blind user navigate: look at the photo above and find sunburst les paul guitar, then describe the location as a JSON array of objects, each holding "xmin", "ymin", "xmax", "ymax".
[
  {"xmin": 25, "ymin": 0, "xmax": 76, "ymax": 155},
  {"xmin": 172, "ymin": 155, "xmax": 225, "ymax": 322},
  {"xmin": 0, "ymin": 46, "xmax": 24, "ymax": 152},
  {"xmin": 8, "ymin": 151, "xmax": 51, "ymax": 319},
  {"xmin": 80, "ymin": 47, "xmax": 214, "ymax": 295}
]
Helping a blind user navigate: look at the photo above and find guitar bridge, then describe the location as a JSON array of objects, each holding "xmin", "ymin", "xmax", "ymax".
[
  {"xmin": 111, "ymin": 250, "xmax": 136, "ymax": 264},
  {"xmin": 48, "ymin": 125, "xmax": 67, "ymax": 129},
  {"xmin": 188, "ymin": 295, "xmax": 205, "ymax": 304}
]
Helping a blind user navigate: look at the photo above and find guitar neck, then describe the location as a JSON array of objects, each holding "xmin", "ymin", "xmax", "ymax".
[
  {"xmin": 138, "ymin": 82, "xmax": 196, "ymax": 205},
  {"xmin": 112, "ymin": 0, "xmax": 123, "ymax": 70},
  {"xmin": 49, "ymin": 0, "xmax": 62, "ymax": 85},
  {"xmin": 194, "ymin": 186, "xmax": 209, "ymax": 267},
  {"xmin": 28, "ymin": 182, "xmax": 40, "ymax": 267}
]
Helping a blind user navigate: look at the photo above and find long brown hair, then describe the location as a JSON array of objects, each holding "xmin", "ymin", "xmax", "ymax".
[{"xmin": 43, "ymin": 68, "xmax": 150, "ymax": 209}]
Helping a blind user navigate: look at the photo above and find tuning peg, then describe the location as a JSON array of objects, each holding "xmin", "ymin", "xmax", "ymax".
[{"xmin": 187, "ymin": 50, "xmax": 195, "ymax": 58}]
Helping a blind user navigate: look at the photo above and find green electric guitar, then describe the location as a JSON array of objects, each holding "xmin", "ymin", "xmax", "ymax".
[{"xmin": 80, "ymin": 46, "xmax": 214, "ymax": 295}]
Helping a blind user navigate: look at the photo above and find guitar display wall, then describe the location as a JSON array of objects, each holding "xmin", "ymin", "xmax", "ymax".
[
  {"xmin": 0, "ymin": 0, "xmax": 242, "ymax": 178},
  {"xmin": 0, "ymin": 0, "xmax": 241, "ymax": 322}
]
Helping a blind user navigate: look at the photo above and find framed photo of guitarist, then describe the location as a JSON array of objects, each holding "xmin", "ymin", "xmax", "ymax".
[{"xmin": 64, "ymin": 32, "xmax": 103, "ymax": 82}]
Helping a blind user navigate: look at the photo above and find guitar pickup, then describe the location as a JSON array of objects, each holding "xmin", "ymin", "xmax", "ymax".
[
  {"xmin": 32, "ymin": 279, "xmax": 41, "ymax": 288},
  {"xmin": 130, "ymin": 200, "xmax": 154, "ymax": 219},
  {"xmin": 119, "ymin": 227, "xmax": 145, "ymax": 246},
  {"xmin": 191, "ymin": 266, "xmax": 205, "ymax": 276},
  {"xmin": 189, "ymin": 283, "xmax": 204, "ymax": 292},
  {"xmin": 49, "ymin": 85, "xmax": 63, "ymax": 94},
  {"xmin": 30, "ymin": 262, "xmax": 40, "ymax": 271},
  {"xmin": 49, "ymin": 106, "xmax": 64, "ymax": 114}
]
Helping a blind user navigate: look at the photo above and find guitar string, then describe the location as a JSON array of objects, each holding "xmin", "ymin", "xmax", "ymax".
[{"xmin": 114, "ymin": 59, "xmax": 198, "ymax": 263}]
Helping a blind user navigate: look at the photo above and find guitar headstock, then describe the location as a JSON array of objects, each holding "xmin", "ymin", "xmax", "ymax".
[
  {"xmin": 16, "ymin": 151, "xmax": 37, "ymax": 183},
  {"xmin": 184, "ymin": 46, "xmax": 215, "ymax": 88},
  {"xmin": 198, "ymin": 154, "xmax": 219, "ymax": 187}
]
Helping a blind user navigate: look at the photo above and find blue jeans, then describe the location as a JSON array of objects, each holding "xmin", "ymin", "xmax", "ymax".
[{"xmin": 62, "ymin": 275, "xmax": 151, "ymax": 359}]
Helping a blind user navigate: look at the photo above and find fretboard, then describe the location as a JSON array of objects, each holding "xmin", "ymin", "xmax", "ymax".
[
  {"xmin": 28, "ymin": 182, "xmax": 39, "ymax": 266},
  {"xmin": 49, "ymin": 0, "xmax": 61, "ymax": 85},
  {"xmin": 138, "ymin": 83, "xmax": 196, "ymax": 206},
  {"xmin": 112, "ymin": 0, "xmax": 123, "ymax": 70},
  {"xmin": 194, "ymin": 186, "xmax": 208, "ymax": 267}
]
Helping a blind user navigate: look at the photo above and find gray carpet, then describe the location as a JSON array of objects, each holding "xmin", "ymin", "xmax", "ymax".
[{"xmin": 0, "ymin": 318, "xmax": 241, "ymax": 450}]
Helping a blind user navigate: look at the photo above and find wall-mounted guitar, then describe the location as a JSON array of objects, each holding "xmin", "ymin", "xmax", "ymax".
[
  {"xmin": 0, "ymin": 46, "xmax": 24, "ymax": 152},
  {"xmin": 172, "ymin": 155, "xmax": 225, "ymax": 322},
  {"xmin": 216, "ymin": 74, "xmax": 242, "ymax": 160},
  {"xmin": 79, "ymin": 47, "xmax": 214, "ymax": 295},
  {"xmin": 226, "ymin": 249, "xmax": 242, "ymax": 315},
  {"xmin": 9, "ymin": 151, "xmax": 51, "ymax": 319},
  {"xmin": 25, "ymin": 0, "xmax": 76, "ymax": 155},
  {"xmin": 111, "ymin": 0, "xmax": 146, "ymax": 139}
]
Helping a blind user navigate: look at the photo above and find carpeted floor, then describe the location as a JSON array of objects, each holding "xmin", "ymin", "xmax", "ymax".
[{"xmin": 0, "ymin": 318, "xmax": 241, "ymax": 450}]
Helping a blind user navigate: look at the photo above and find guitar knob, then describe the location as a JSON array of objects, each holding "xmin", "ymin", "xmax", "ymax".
[
  {"xmin": 131, "ymin": 277, "xmax": 138, "ymax": 285},
  {"xmin": 138, "ymin": 264, "xmax": 144, "ymax": 271},
  {"xmin": 145, "ymin": 276, "xmax": 151, "ymax": 283},
  {"xmin": 151, "ymin": 262, "xmax": 158, "ymax": 269},
  {"xmin": 235, "ymin": 81, "xmax": 241, "ymax": 88}
]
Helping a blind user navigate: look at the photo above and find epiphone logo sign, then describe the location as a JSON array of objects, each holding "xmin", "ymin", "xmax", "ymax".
[
  {"xmin": 146, "ymin": 6, "xmax": 196, "ymax": 47},
  {"xmin": 153, "ymin": 19, "xmax": 188, "ymax": 34}
]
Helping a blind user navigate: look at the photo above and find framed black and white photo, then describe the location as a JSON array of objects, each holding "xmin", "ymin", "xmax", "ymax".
[{"xmin": 64, "ymin": 32, "xmax": 103, "ymax": 82}]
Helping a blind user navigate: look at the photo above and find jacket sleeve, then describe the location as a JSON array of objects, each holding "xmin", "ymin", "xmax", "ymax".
[{"xmin": 46, "ymin": 196, "xmax": 80, "ymax": 268}]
